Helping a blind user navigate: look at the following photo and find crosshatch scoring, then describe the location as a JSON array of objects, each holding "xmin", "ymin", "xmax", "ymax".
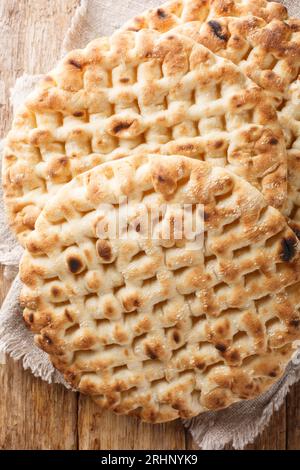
[
  {"xmin": 19, "ymin": 154, "xmax": 300, "ymax": 422},
  {"xmin": 3, "ymin": 28, "xmax": 287, "ymax": 245},
  {"xmin": 123, "ymin": 0, "xmax": 300, "ymax": 229}
]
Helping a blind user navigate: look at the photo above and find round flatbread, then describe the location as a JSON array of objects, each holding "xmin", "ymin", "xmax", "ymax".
[
  {"xmin": 2, "ymin": 29, "xmax": 286, "ymax": 245},
  {"xmin": 20, "ymin": 154, "xmax": 300, "ymax": 423}
]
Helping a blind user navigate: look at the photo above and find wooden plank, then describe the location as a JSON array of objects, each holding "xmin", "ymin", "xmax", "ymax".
[
  {"xmin": 287, "ymin": 382, "xmax": 300, "ymax": 450},
  {"xmin": 0, "ymin": 360, "xmax": 78, "ymax": 450},
  {"xmin": 0, "ymin": 0, "xmax": 79, "ymax": 135},
  {"xmin": 0, "ymin": 0, "xmax": 79, "ymax": 450},
  {"xmin": 135, "ymin": 420, "xmax": 186, "ymax": 450},
  {"xmin": 246, "ymin": 403, "xmax": 287, "ymax": 450},
  {"xmin": 0, "ymin": 265, "xmax": 78, "ymax": 450},
  {"xmin": 78, "ymin": 395, "xmax": 186, "ymax": 450},
  {"xmin": 78, "ymin": 396, "xmax": 135, "ymax": 450}
]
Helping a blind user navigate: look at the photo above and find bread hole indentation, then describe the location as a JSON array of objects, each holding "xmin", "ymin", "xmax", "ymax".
[
  {"xmin": 244, "ymin": 269, "xmax": 261, "ymax": 287},
  {"xmin": 233, "ymin": 245, "xmax": 251, "ymax": 258},
  {"xmin": 65, "ymin": 324, "xmax": 80, "ymax": 336}
]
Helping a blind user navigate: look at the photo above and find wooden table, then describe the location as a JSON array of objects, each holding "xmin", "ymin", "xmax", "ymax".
[{"xmin": 0, "ymin": 0, "xmax": 299, "ymax": 450}]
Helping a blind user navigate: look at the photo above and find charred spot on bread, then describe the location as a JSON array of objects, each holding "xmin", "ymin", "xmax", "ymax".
[
  {"xmin": 67, "ymin": 256, "xmax": 84, "ymax": 274},
  {"xmin": 281, "ymin": 237, "xmax": 297, "ymax": 262},
  {"xmin": 112, "ymin": 122, "xmax": 132, "ymax": 134},
  {"xmin": 28, "ymin": 313, "xmax": 34, "ymax": 323},
  {"xmin": 289, "ymin": 318, "xmax": 300, "ymax": 328},
  {"xmin": 157, "ymin": 8, "xmax": 167, "ymax": 19},
  {"xmin": 68, "ymin": 59, "xmax": 82, "ymax": 69},
  {"xmin": 215, "ymin": 342, "xmax": 227, "ymax": 353},
  {"xmin": 208, "ymin": 20, "xmax": 228, "ymax": 42},
  {"xmin": 96, "ymin": 240, "xmax": 113, "ymax": 262},
  {"xmin": 145, "ymin": 344, "xmax": 158, "ymax": 360},
  {"xmin": 43, "ymin": 334, "xmax": 53, "ymax": 345},
  {"xmin": 173, "ymin": 331, "xmax": 180, "ymax": 344}
]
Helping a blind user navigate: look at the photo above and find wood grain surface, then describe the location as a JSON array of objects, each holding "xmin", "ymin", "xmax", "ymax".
[{"xmin": 0, "ymin": 0, "xmax": 299, "ymax": 450}]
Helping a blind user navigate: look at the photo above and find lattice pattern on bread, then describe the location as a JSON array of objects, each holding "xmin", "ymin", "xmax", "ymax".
[
  {"xmin": 123, "ymin": 0, "xmax": 288, "ymax": 32},
  {"xmin": 20, "ymin": 154, "xmax": 300, "ymax": 423},
  {"xmin": 123, "ymin": 0, "xmax": 300, "ymax": 229},
  {"xmin": 171, "ymin": 16, "xmax": 300, "ymax": 105},
  {"xmin": 171, "ymin": 16, "xmax": 300, "ymax": 231},
  {"xmin": 3, "ymin": 28, "xmax": 287, "ymax": 245},
  {"xmin": 279, "ymin": 80, "xmax": 300, "ymax": 229}
]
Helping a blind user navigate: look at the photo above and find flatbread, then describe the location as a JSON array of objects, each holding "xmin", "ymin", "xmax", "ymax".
[
  {"xmin": 2, "ymin": 29, "xmax": 286, "ymax": 245},
  {"xmin": 123, "ymin": 1, "xmax": 300, "ymax": 227},
  {"xmin": 123, "ymin": 0, "xmax": 288, "ymax": 31},
  {"xmin": 20, "ymin": 154, "xmax": 300, "ymax": 423},
  {"xmin": 279, "ymin": 79, "xmax": 300, "ymax": 233}
]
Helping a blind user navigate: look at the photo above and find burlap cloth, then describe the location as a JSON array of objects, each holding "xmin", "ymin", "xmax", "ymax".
[{"xmin": 1, "ymin": 0, "xmax": 300, "ymax": 450}]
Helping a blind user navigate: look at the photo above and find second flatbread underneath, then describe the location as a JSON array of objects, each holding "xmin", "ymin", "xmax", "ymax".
[{"xmin": 3, "ymin": 29, "xmax": 286, "ymax": 245}]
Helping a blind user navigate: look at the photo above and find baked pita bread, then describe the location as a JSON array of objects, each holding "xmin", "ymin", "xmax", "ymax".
[
  {"xmin": 20, "ymin": 154, "xmax": 300, "ymax": 423},
  {"xmin": 2, "ymin": 29, "xmax": 286, "ymax": 245},
  {"xmin": 123, "ymin": 0, "xmax": 300, "ymax": 228}
]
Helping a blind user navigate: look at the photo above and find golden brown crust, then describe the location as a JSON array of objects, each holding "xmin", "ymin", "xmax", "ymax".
[
  {"xmin": 123, "ymin": 0, "xmax": 300, "ymax": 237},
  {"xmin": 199, "ymin": 16, "xmax": 300, "ymax": 236},
  {"xmin": 171, "ymin": 16, "xmax": 300, "ymax": 102},
  {"xmin": 123, "ymin": 0, "xmax": 287, "ymax": 33},
  {"xmin": 20, "ymin": 154, "xmax": 300, "ymax": 423},
  {"xmin": 2, "ymin": 28, "xmax": 287, "ymax": 245},
  {"xmin": 278, "ymin": 79, "xmax": 300, "ymax": 228}
]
